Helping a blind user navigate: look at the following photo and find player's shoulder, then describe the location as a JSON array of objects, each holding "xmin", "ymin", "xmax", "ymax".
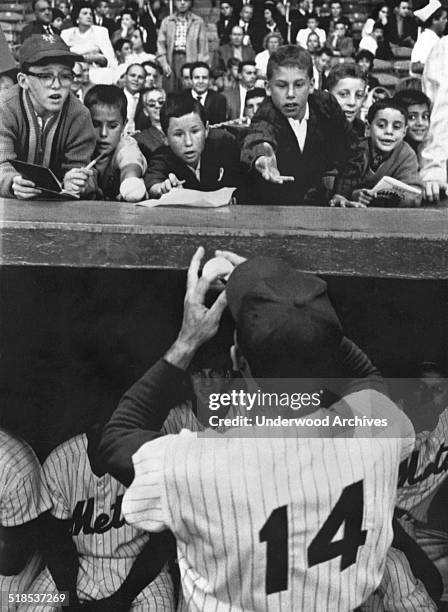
[
  {"xmin": 44, "ymin": 432, "xmax": 87, "ymax": 471},
  {"xmin": 0, "ymin": 429, "xmax": 41, "ymax": 476}
]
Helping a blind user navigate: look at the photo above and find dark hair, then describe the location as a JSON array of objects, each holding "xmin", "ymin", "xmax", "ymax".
[
  {"xmin": 424, "ymin": 6, "xmax": 447, "ymax": 27},
  {"xmin": 393, "ymin": 88, "xmax": 431, "ymax": 110},
  {"xmin": 316, "ymin": 46, "xmax": 334, "ymax": 57},
  {"xmin": 330, "ymin": 0, "xmax": 342, "ymax": 6},
  {"xmin": 326, "ymin": 64, "xmax": 367, "ymax": 92},
  {"xmin": 125, "ymin": 62, "xmax": 145, "ymax": 75},
  {"xmin": 355, "ymin": 49, "xmax": 374, "ymax": 66},
  {"xmin": 113, "ymin": 37, "xmax": 131, "ymax": 52},
  {"xmin": 245, "ymin": 87, "xmax": 266, "ymax": 105},
  {"xmin": 239, "ymin": 60, "xmax": 256, "ymax": 74},
  {"xmin": 52, "ymin": 7, "xmax": 64, "ymax": 19},
  {"xmin": 372, "ymin": 20, "xmax": 385, "ymax": 31},
  {"xmin": 334, "ymin": 19, "xmax": 347, "ymax": 27},
  {"xmin": 220, "ymin": 0, "xmax": 234, "ymax": 5},
  {"xmin": 306, "ymin": 12, "xmax": 319, "ymax": 21},
  {"xmin": 143, "ymin": 59, "xmax": 163, "ymax": 75},
  {"xmin": 94, "ymin": 0, "xmax": 108, "ymax": 7},
  {"xmin": 119, "ymin": 8, "xmax": 138, "ymax": 22},
  {"xmin": 32, "ymin": 0, "xmax": 49, "ymax": 10},
  {"xmin": 71, "ymin": 1, "xmax": 94, "ymax": 24},
  {"xmin": 190, "ymin": 61, "xmax": 210, "ymax": 78},
  {"xmin": 84, "ymin": 84, "xmax": 128, "ymax": 123},
  {"xmin": 369, "ymin": 3, "xmax": 389, "ymax": 20},
  {"xmin": 180, "ymin": 62, "xmax": 192, "ymax": 75},
  {"xmin": 160, "ymin": 92, "xmax": 207, "ymax": 134},
  {"xmin": 267, "ymin": 44, "xmax": 313, "ymax": 80},
  {"xmin": 367, "ymin": 99, "xmax": 407, "ymax": 123},
  {"xmin": 227, "ymin": 57, "xmax": 241, "ymax": 70}
]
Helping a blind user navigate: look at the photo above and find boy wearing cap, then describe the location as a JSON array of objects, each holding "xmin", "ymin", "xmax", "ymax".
[
  {"xmin": 0, "ymin": 34, "xmax": 97, "ymax": 199},
  {"xmin": 241, "ymin": 44, "xmax": 364, "ymax": 205}
]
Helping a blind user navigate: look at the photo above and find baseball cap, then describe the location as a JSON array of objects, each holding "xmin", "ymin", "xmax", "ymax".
[
  {"xmin": 226, "ymin": 257, "xmax": 343, "ymax": 379},
  {"xmin": 19, "ymin": 34, "xmax": 83, "ymax": 68}
]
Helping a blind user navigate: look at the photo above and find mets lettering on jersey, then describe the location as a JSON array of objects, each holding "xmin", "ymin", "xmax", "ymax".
[{"xmin": 123, "ymin": 389, "xmax": 414, "ymax": 612}]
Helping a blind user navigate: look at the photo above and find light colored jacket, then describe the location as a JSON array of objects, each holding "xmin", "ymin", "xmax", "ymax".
[{"xmin": 157, "ymin": 11, "xmax": 209, "ymax": 70}]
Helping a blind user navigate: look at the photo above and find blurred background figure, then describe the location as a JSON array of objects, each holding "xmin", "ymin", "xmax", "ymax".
[{"xmin": 255, "ymin": 31, "xmax": 283, "ymax": 78}]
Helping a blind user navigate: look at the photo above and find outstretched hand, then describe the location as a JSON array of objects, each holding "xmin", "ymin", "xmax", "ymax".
[{"xmin": 254, "ymin": 144, "xmax": 294, "ymax": 184}]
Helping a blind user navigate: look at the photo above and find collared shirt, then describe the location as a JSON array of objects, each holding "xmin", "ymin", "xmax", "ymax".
[
  {"xmin": 187, "ymin": 158, "xmax": 201, "ymax": 181},
  {"xmin": 239, "ymin": 84, "xmax": 249, "ymax": 118},
  {"xmin": 287, "ymin": 103, "xmax": 309, "ymax": 152},
  {"xmin": 174, "ymin": 14, "xmax": 188, "ymax": 52},
  {"xmin": 123, "ymin": 88, "xmax": 140, "ymax": 132},
  {"xmin": 192, "ymin": 90, "xmax": 208, "ymax": 106}
]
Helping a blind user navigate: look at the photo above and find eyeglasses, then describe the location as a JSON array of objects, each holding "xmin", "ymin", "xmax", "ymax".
[
  {"xmin": 23, "ymin": 71, "xmax": 74, "ymax": 87},
  {"xmin": 144, "ymin": 99, "xmax": 165, "ymax": 107}
]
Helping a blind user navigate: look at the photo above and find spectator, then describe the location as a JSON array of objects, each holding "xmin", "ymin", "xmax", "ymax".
[
  {"xmin": 224, "ymin": 60, "xmax": 257, "ymax": 119},
  {"xmin": 213, "ymin": 25, "xmax": 255, "ymax": 75},
  {"xmin": 84, "ymin": 85, "xmax": 147, "ymax": 201},
  {"xmin": 143, "ymin": 59, "xmax": 162, "ymax": 89},
  {"xmin": 255, "ymin": 31, "xmax": 283, "ymax": 77},
  {"xmin": 223, "ymin": 57, "xmax": 241, "ymax": 90},
  {"xmin": 128, "ymin": 27, "xmax": 157, "ymax": 64},
  {"xmin": 359, "ymin": 22, "xmax": 394, "ymax": 61},
  {"xmin": 352, "ymin": 100, "xmax": 422, "ymax": 207},
  {"xmin": 326, "ymin": 20, "xmax": 354, "ymax": 57},
  {"xmin": 388, "ymin": 0, "xmax": 418, "ymax": 47},
  {"xmin": 313, "ymin": 46, "xmax": 333, "ymax": 90},
  {"xmin": 123, "ymin": 63, "xmax": 147, "ymax": 133},
  {"xmin": 356, "ymin": 50, "xmax": 380, "ymax": 91},
  {"xmin": 180, "ymin": 62, "xmax": 192, "ymax": 88},
  {"xmin": 420, "ymin": 34, "xmax": 448, "ymax": 202},
  {"xmin": 393, "ymin": 89, "xmax": 431, "ymax": 164},
  {"xmin": 326, "ymin": 64, "xmax": 367, "ymax": 137},
  {"xmin": 410, "ymin": 4, "xmax": 447, "ymax": 76},
  {"xmin": 244, "ymin": 86, "xmax": 266, "ymax": 120},
  {"xmin": 0, "ymin": 35, "xmax": 96, "ymax": 199},
  {"xmin": 241, "ymin": 45, "xmax": 365, "ymax": 206},
  {"xmin": 189, "ymin": 62, "xmax": 227, "ymax": 125},
  {"xmin": 114, "ymin": 37, "xmax": 133, "ymax": 66},
  {"xmin": 238, "ymin": 4, "xmax": 257, "ymax": 47},
  {"xmin": 55, "ymin": 0, "xmax": 72, "ymax": 30},
  {"xmin": 51, "ymin": 8, "xmax": 65, "ymax": 31},
  {"xmin": 217, "ymin": 0, "xmax": 238, "ymax": 45},
  {"xmin": 70, "ymin": 61, "xmax": 85, "ymax": 101},
  {"xmin": 306, "ymin": 31, "xmax": 321, "ymax": 56},
  {"xmin": 93, "ymin": 0, "xmax": 117, "ymax": 37},
  {"xmin": 21, "ymin": 0, "xmax": 59, "ymax": 43},
  {"xmin": 61, "ymin": 2, "xmax": 117, "ymax": 67},
  {"xmin": 134, "ymin": 87, "xmax": 167, "ymax": 153},
  {"xmin": 361, "ymin": 4, "xmax": 390, "ymax": 39},
  {"xmin": 296, "ymin": 13, "xmax": 326, "ymax": 48},
  {"xmin": 289, "ymin": 0, "xmax": 314, "ymax": 43},
  {"xmin": 139, "ymin": 0, "xmax": 161, "ymax": 55},
  {"xmin": 112, "ymin": 9, "xmax": 138, "ymax": 44},
  {"xmin": 320, "ymin": 0, "xmax": 351, "ymax": 35},
  {"xmin": 252, "ymin": 2, "xmax": 287, "ymax": 52},
  {"xmin": 144, "ymin": 92, "xmax": 247, "ymax": 199},
  {"xmin": 157, "ymin": 0, "xmax": 209, "ymax": 92}
]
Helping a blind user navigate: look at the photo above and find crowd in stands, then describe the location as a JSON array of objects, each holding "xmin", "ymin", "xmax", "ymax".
[{"xmin": 0, "ymin": 0, "xmax": 447, "ymax": 205}]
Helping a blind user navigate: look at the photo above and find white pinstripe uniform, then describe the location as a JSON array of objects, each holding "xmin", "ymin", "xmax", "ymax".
[
  {"xmin": 123, "ymin": 389, "xmax": 415, "ymax": 612},
  {"xmin": 0, "ymin": 430, "xmax": 52, "ymax": 612},
  {"xmin": 28, "ymin": 433, "xmax": 174, "ymax": 611}
]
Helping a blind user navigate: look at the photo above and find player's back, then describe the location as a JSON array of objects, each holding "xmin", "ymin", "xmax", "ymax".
[{"xmin": 124, "ymin": 390, "xmax": 414, "ymax": 612}]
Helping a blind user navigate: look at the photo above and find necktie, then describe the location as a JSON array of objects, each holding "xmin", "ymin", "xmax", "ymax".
[{"xmin": 197, "ymin": 94, "xmax": 204, "ymax": 105}]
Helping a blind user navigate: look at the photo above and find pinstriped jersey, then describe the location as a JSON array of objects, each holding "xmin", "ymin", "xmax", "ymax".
[
  {"xmin": 0, "ymin": 430, "xmax": 52, "ymax": 611},
  {"xmin": 397, "ymin": 407, "xmax": 448, "ymax": 523},
  {"xmin": 41, "ymin": 433, "xmax": 173, "ymax": 608},
  {"xmin": 124, "ymin": 391, "xmax": 414, "ymax": 612}
]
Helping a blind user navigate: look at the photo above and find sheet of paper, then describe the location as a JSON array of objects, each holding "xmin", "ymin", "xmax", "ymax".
[{"xmin": 138, "ymin": 187, "xmax": 235, "ymax": 208}]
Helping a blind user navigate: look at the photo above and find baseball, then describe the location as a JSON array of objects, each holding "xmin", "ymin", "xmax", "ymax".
[{"xmin": 201, "ymin": 257, "xmax": 234, "ymax": 283}]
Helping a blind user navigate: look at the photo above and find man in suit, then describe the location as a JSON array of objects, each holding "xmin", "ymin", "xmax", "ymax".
[
  {"xmin": 144, "ymin": 92, "xmax": 248, "ymax": 200},
  {"xmin": 212, "ymin": 25, "xmax": 256, "ymax": 74},
  {"xmin": 190, "ymin": 62, "xmax": 227, "ymax": 125},
  {"xmin": 224, "ymin": 60, "xmax": 257, "ymax": 119},
  {"xmin": 320, "ymin": 0, "xmax": 351, "ymax": 35},
  {"xmin": 93, "ymin": 0, "xmax": 118, "ymax": 38},
  {"xmin": 21, "ymin": 0, "xmax": 60, "ymax": 43},
  {"xmin": 217, "ymin": 0, "xmax": 238, "ymax": 45},
  {"xmin": 388, "ymin": 0, "xmax": 418, "ymax": 46}
]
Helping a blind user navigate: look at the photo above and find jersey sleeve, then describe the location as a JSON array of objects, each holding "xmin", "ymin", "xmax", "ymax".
[
  {"xmin": 0, "ymin": 440, "xmax": 52, "ymax": 526},
  {"xmin": 42, "ymin": 451, "xmax": 72, "ymax": 520}
]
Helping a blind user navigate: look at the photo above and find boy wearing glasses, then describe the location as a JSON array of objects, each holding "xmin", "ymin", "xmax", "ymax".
[{"xmin": 0, "ymin": 34, "xmax": 97, "ymax": 199}]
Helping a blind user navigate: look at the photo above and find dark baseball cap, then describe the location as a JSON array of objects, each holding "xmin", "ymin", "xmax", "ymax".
[
  {"xmin": 226, "ymin": 257, "xmax": 343, "ymax": 379},
  {"xmin": 19, "ymin": 34, "xmax": 83, "ymax": 68}
]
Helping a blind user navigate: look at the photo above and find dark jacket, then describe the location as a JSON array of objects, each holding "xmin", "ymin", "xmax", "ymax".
[
  {"xmin": 212, "ymin": 43, "xmax": 256, "ymax": 75},
  {"xmin": 241, "ymin": 92, "xmax": 365, "ymax": 205},
  {"xmin": 198, "ymin": 90, "xmax": 227, "ymax": 125},
  {"xmin": 144, "ymin": 129, "xmax": 248, "ymax": 201},
  {"xmin": 21, "ymin": 22, "xmax": 60, "ymax": 43},
  {"xmin": 94, "ymin": 15, "xmax": 118, "ymax": 37},
  {"xmin": 216, "ymin": 15, "xmax": 239, "ymax": 45},
  {"xmin": 387, "ymin": 15, "xmax": 418, "ymax": 45}
]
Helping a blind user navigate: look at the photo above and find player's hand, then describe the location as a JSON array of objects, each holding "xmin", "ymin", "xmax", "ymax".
[
  {"xmin": 166, "ymin": 246, "xmax": 227, "ymax": 369},
  {"xmin": 329, "ymin": 194, "xmax": 367, "ymax": 208},
  {"xmin": 254, "ymin": 144, "xmax": 294, "ymax": 184},
  {"xmin": 149, "ymin": 174, "xmax": 184, "ymax": 198},
  {"xmin": 11, "ymin": 175, "xmax": 42, "ymax": 199},
  {"xmin": 63, "ymin": 167, "xmax": 93, "ymax": 196},
  {"xmin": 423, "ymin": 180, "xmax": 448, "ymax": 203},
  {"xmin": 214, "ymin": 250, "xmax": 247, "ymax": 267}
]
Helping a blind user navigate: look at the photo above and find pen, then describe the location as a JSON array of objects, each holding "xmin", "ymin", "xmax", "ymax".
[{"xmin": 85, "ymin": 154, "xmax": 107, "ymax": 170}]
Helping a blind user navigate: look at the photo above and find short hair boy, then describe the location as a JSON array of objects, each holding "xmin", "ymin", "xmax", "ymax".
[
  {"xmin": 244, "ymin": 87, "xmax": 266, "ymax": 121},
  {"xmin": 326, "ymin": 64, "xmax": 367, "ymax": 137},
  {"xmin": 393, "ymin": 89, "xmax": 431, "ymax": 161},
  {"xmin": 84, "ymin": 85, "xmax": 147, "ymax": 201},
  {"xmin": 0, "ymin": 34, "xmax": 96, "ymax": 199},
  {"xmin": 144, "ymin": 92, "xmax": 247, "ymax": 200},
  {"xmin": 241, "ymin": 44, "xmax": 365, "ymax": 205},
  {"xmin": 352, "ymin": 100, "xmax": 422, "ymax": 206}
]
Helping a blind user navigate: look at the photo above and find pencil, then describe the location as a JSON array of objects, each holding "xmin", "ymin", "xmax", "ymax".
[{"xmin": 85, "ymin": 154, "xmax": 106, "ymax": 170}]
